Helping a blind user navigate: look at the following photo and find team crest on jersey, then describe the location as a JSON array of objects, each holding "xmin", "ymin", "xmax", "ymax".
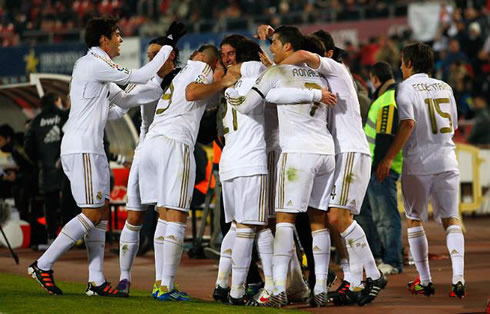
[{"xmin": 195, "ymin": 74, "xmax": 206, "ymax": 84}]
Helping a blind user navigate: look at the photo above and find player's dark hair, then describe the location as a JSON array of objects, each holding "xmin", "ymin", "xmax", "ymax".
[
  {"xmin": 311, "ymin": 30, "xmax": 335, "ymax": 52},
  {"xmin": 84, "ymin": 16, "xmax": 119, "ymax": 48},
  {"xmin": 198, "ymin": 44, "xmax": 219, "ymax": 63},
  {"xmin": 370, "ymin": 61, "xmax": 394, "ymax": 83},
  {"xmin": 235, "ymin": 39, "xmax": 261, "ymax": 63},
  {"xmin": 40, "ymin": 93, "xmax": 61, "ymax": 109},
  {"xmin": 0, "ymin": 124, "xmax": 14, "ymax": 139},
  {"xmin": 220, "ymin": 34, "xmax": 247, "ymax": 49},
  {"xmin": 149, "ymin": 36, "xmax": 180, "ymax": 65},
  {"xmin": 274, "ymin": 26, "xmax": 304, "ymax": 51},
  {"xmin": 303, "ymin": 35, "xmax": 326, "ymax": 56},
  {"xmin": 401, "ymin": 42, "xmax": 434, "ymax": 75}
]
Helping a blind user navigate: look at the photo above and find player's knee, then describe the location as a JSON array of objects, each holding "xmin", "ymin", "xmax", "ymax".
[
  {"xmin": 406, "ymin": 218, "xmax": 422, "ymax": 228},
  {"xmin": 82, "ymin": 208, "xmax": 104, "ymax": 226},
  {"xmin": 166, "ymin": 208, "xmax": 188, "ymax": 223},
  {"xmin": 441, "ymin": 217, "xmax": 460, "ymax": 230},
  {"xmin": 126, "ymin": 210, "xmax": 144, "ymax": 226}
]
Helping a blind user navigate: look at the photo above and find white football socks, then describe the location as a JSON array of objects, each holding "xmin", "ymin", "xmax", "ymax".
[
  {"xmin": 446, "ymin": 225, "xmax": 465, "ymax": 284},
  {"xmin": 161, "ymin": 221, "xmax": 186, "ymax": 291},
  {"xmin": 341, "ymin": 220, "xmax": 380, "ymax": 280},
  {"xmin": 273, "ymin": 222, "xmax": 294, "ymax": 295},
  {"xmin": 38, "ymin": 213, "xmax": 94, "ymax": 270},
  {"xmin": 119, "ymin": 221, "xmax": 142, "ymax": 282},
  {"xmin": 154, "ymin": 219, "xmax": 167, "ymax": 283},
  {"xmin": 312, "ymin": 228, "xmax": 331, "ymax": 294},
  {"xmin": 407, "ymin": 226, "xmax": 431, "ymax": 285},
  {"xmin": 230, "ymin": 228, "xmax": 255, "ymax": 299},
  {"xmin": 257, "ymin": 228, "xmax": 274, "ymax": 293},
  {"xmin": 86, "ymin": 220, "xmax": 107, "ymax": 286},
  {"xmin": 216, "ymin": 223, "xmax": 236, "ymax": 288}
]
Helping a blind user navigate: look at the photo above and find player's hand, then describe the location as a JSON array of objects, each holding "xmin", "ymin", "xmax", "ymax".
[
  {"xmin": 255, "ymin": 25, "xmax": 274, "ymax": 40},
  {"xmin": 376, "ymin": 158, "xmax": 392, "ymax": 182},
  {"xmin": 221, "ymin": 65, "xmax": 240, "ymax": 88},
  {"xmin": 259, "ymin": 49, "xmax": 273, "ymax": 68},
  {"xmin": 321, "ymin": 87, "xmax": 337, "ymax": 107},
  {"xmin": 213, "ymin": 61, "xmax": 226, "ymax": 82},
  {"xmin": 165, "ymin": 21, "xmax": 187, "ymax": 47}
]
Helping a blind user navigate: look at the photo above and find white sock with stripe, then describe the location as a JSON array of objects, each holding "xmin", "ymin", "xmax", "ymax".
[
  {"xmin": 407, "ymin": 226, "xmax": 431, "ymax": 285},
  {"xmin": 161, "ymin": 222, "xmax": 186, "ymax": 291},
  {"xmin": 312, "ymin": 228, "xmax": 331, "ymax": 294},
  {"xmin": 257, "ymin": 228, "xmax": 274, "ymax": 293},
  {"xmin": 341, "ymin": 221, "xmax": 380, "ymax": 280},
  {"xmin": 119, "ymin": 221, "xmax": 143, "ymax": 282},
  {"xmin": 230, "ymin": 227, "xmax": 255, "ymax": 299},
  {"xmin": 446, "ymin": 225, "xmax": 465, "ymax": 284},
  {"xmin": 273, "ymin": 222, "xmax": 294, "ymax": 295},
  {"xmin": 216, "ymin": 223, "xmax": 236, "ymax": 288},
  {"xmin": 154, "ymin": 219, "xmax": 167, "ymax": 283},
  {"xmin": 38, "ymin": 213, "xmax": 94, "ymax": 270},
  {"xmin": 86, "ymin": 220, "xmax": 108, "ymax": 286}
]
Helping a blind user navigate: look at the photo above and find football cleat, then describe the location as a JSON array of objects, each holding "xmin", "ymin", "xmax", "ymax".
[
  {"xmin": 28, "ymin": 261, "xmax": 63, "ymax": 295},
  {"xmin": 227, "ymin": 294, "xmax": 249, "ymax": 306},
  {"xmin": 407, "ymin": 277, "xmax": 435, "ymax": 297},
  {"xmin": 310, "ymin": 291, "xmax": 328, "ymax": 307},
  {"xmin": 263, "ymin": 291, "xmax": 288, "ymax": 308},
  {"xmin": 115, "ymin": 279, "xmax": 130, "ymax": 295},
  {"xmin": 358, "ymin": 273, "xmax": 388, "ymax": 306},
  {"xmin": 252, "ymin": 288, "xmax": 273, "ymax": 305},
  {"xmin": 327, "ymin": 280, "xmax": 361, "ymax": 306},
  {"xmin": 86, "ymin": 281, "xmax": 129, "ymax": 298},
  {"xmin": 449, "ymin": 281, "xmax": 465, "ymax": 299},
  {"xmin": 156, "ymin": 286, "xmax": 190, "ymax": 301},
  {"xmin": 152, "ymin": 282, "xmax": 160, "ymax": 299},
  {"xmin": 212, "ymin": 285, "xmax": 230, "ymax": 303}
]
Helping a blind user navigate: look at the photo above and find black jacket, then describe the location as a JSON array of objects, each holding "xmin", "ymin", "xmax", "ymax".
[{"xmin": 24, "ymin": 106, "xmax": 68, "ymax": 193}]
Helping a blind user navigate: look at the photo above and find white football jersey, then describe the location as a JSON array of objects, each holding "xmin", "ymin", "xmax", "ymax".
[
  {"xmin": 254, "ymin": 64, "xmax": 335, "ymax": 155},
  {"xmin": 316, "ymin": 56, "xmax": 370, "ymax": 155},
  {"xmin": 397, "ymin": 73, "xmax": 459, "ymax": 175},
  {"xmin": 220, "ymin": 61, "xmax": 268, "ymax": 181},
  {"xmin": 146, "ymin": 60, "xmax": 213, "ymax": 147},
  {"xmin": 61, "ymin": 46, "xmax": 172, "ymax": 155}
]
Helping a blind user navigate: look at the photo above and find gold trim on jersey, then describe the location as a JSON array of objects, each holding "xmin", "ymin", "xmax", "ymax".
[
  {"xmin": 202, "ymin": 64, "xmax": 212, "ymax": 77},
  {"xmin": 278, "ymin": 153, "xmax": 288, "ymax": 209},
  {"xmin": 339, "ymin": 153, "xmax": 355, "ymax": 206},
  {"xmin": 83, "ymin": 154, "xmax": 94, "ymax": 205},
  {"xmin": 179, "ymin": 146, "xmax": 191, "ymax": 209}
]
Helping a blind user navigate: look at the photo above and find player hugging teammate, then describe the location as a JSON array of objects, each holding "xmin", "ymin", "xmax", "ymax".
[{"xmin": 27, "ymin": 16, "xmax": 465, "ymax": 307}]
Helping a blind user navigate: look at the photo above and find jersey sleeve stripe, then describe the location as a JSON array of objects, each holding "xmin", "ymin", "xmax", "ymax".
[{"xmin": 252, "ymin": 87, "xmax": 265, "ymax": 99}]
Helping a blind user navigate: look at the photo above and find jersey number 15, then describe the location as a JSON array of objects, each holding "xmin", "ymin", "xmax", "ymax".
[{"xmin": 424, "ymin": 98, "xmax": 452, "ymax": 134}]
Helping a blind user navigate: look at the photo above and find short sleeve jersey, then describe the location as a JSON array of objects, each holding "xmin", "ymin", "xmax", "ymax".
[
  {"xmin": 220, "ymin": 61, "xmax": 268, "ymax": 181},
  {"xmin": 397, "ymin": 73, "xmax": 459, "ymax": 175},
  {"xmin": 315, "ymin": 57, "xmax": 370, "ymax": 155},
  {"xmin": 61, "ymin": 47, "xmax": 140, "ymax": 156},
  {"xmin": 146, "ymin": 60, "xmax": 214, "ymax": 147},
  {"xmin": 254, "ymin": 64, "xmax": 335, "ymax": 155}
]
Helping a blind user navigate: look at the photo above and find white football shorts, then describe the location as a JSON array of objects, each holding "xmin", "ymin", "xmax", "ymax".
[
  {"xmin": 275, "ymin": 152, "xmax": 335, "ymax": 213},
  {"xmin": 329, "ymin": 152, "xmax": 371, "ymax": 215},
  {"xmin": 126, "ymin": 147, "xmax": 144, "ymax": 211},
  {"xmin": 61, "ymin": 153, "xmax": 110, "ymax": 208},
  {"xmin": 266, "ymin": 149, "xmax": 280, "ymax": 218},
  {"xmin": 222, "ymin": 174, "xmax": 268, "ymax": 226},
  {"xmin": 138, "ymin": 135, "xmax": 195, "ymax": 212},
  {"xmin": 402, "ymin": 170, "xmax": 460, "ymax": 222}
]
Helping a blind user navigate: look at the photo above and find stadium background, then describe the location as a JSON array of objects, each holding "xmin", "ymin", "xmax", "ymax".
[{"xmin": 0, "ymin": 0, "xmax": 489, "ymax": 312}]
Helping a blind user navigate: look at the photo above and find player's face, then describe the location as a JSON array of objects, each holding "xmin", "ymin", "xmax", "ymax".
[
  {"xmin": 108, "ymin": 29, "xmax": 123, "ymax": 58},
  {"xmin": 147, "ymin": 43, "xmax": 161, "ymax": 61},
  {"xmin": 400, "ymin": 55, "xmax": 411, "ymax": 80},
  {"xmin": 270, "ymin": 34, "xmax": 285, "ymax": 64},
  {"xmin": 220, "ymin": 44, "xmax": 236, "ymax": 67}
]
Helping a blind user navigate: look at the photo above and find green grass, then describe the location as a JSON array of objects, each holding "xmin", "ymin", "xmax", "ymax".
[{"xmin": 0, "ymin": 273, "xmax": 303, "ymax": 313}]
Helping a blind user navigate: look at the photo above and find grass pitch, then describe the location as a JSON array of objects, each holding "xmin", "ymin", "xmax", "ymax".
[{"xmin": 0, "ymin": 273, "xmax": 302, "ymax": 313}]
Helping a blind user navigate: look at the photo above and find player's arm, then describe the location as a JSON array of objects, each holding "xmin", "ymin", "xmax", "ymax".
[
  {"xmin": 265, "ymin": 87, "xmax": 336, "ymax": 107},
  {"xmin": 109, "ymin": 77, "xmax": 164, "ymax": 110},
  {"xmin": 376, "ymin": 84, "xmax": 415, "ymax": 181},
  {"xmin": 185, "ymin": 66, "xmax": 239, "ymax": 101},
  {"xmin": 280, "ymin": 50, "xmax": 321, "ymax": 69},
  {"xmin": 107, "ymin": 104, "xmax": 128, "ymax": 120}
]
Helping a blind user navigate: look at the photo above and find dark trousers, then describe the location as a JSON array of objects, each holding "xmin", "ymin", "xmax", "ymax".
[{"xmin": 43, "ymin": 190, "xmax": 61, "ymax": 239}]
